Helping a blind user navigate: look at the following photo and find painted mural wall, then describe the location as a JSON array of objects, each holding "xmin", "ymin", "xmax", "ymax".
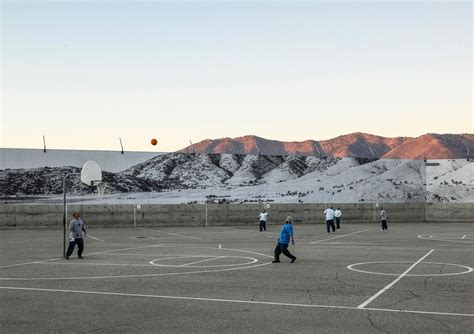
[{"xmin": 1, "ymin": 148, "xmax": 472, "ymax": 205}]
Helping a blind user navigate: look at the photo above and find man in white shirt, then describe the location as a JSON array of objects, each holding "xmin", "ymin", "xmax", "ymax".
[
  {"xmin": 323, "ymin": 207, "xmax": 335, "ymax": 233},
  {"xmin": 334, "ymin": 207, "xmax": 342, "ymax": 229},
  {"xmin": 258, "ymin": 209, "xmax": 269, "ymax": 232}
]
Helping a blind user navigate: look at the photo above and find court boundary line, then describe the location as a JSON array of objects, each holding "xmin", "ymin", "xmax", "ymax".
[
  {"xmin": 136, "ymin": 228, "xmax": 202, "ymax": 240},
  {"xmin": 309, "ymin": 229, "xmax": 368, "ymax": 244},
  {"xmin": 179, "ymin": 256, "xmax": 225, "ymax": 267},
  {"xmin": 0, "ymin": 258, "xmax": 60, "ymax": 270},
  {"xmin": 219, "ymin": 226, "xmax": 279, "ymax": 236},
  {"xmin": 418, "ymin": 234, "xmax": 473, "ymax": 243},
  {"xmin": 347, "ymin": 261, "xmax": 473, "ymax": 277},
  {"xmin": 357, "ymin": 249, "xmax": 434, "ymax": 309},
  {"xmin": 0, "ymin": 243, "xmax": 271, "ymax": 270},
  {"xmin": 0, "ymin": 245, "xmax": 273, "ymax": 280},
  {"xmin": 0, "ymin": 244, "xmax": 178, "ymax": 269},
  {"xmin": 0, "ymin": 286, "xmax": 472, "ymax": 318},
  {"xmin": 86, "ymin": 234, "xmax": 103, "ymax": 242}
]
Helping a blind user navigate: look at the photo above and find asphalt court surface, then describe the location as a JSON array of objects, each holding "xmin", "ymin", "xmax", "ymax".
[{"xmin": 0, "ymin": 222, "xmax": 473, "ymax": 333}]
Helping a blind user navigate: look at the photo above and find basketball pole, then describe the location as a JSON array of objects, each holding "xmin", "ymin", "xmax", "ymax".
[
  {"xmin": 63, "ymin": 172, "xmax": 79, "ymax": 258},
  {"xmin": 63, "ymin": 161, "xmax": 102, "ymax": 258},
  {"xmin": 134, "ymin": 204, "xmax": 137, "ymax": 228}
]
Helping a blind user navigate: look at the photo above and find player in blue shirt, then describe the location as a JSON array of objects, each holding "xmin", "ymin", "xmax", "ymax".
[{"xmin": 272, "ymin": 216, "xmax": 297, "ymax": 263}]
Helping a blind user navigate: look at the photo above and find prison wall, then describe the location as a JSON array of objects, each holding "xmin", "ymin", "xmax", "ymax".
[{"xmin": 0, "ymin": 202, "xmax": 472, "ymax": 229}]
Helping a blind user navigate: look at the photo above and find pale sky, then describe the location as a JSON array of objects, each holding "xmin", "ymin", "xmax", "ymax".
[{"xmin": 1, "ymin": 0, "xmax": 472, "ymax": 152}]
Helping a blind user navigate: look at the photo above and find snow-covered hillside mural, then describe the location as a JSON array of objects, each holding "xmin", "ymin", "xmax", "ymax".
[{"xmin": 1, "ymin": 150, "xmax": 472, "ymax": 205}]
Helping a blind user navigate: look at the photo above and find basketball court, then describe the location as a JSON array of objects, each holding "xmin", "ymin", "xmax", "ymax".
[{"xmin": 1, "ymin": 222, "xmax": 472, "ymax": 332}]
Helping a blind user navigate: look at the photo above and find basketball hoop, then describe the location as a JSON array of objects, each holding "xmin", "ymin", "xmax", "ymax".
[
  {"xmin": 81, "ymin": 161, "xmax": 102, "ymax": 186},
  {"xmin": 96, "ymin": 182, "xmax": 107, "ymax": 197},
  {"xmin": 63, "ymin": 161, "xmax": 102, "ymax": 258}
]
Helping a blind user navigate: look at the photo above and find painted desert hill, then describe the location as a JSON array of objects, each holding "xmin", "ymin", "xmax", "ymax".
[
  {"xmin": 2, "ymin": 153, "xmax": 472, "ymax": 204},
  {"xmin": 178, "ymin": 133, "xmax": 474, "ymax": 159}
]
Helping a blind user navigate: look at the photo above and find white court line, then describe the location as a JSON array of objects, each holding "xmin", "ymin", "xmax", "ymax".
[
  {"xmin": 363, "ymin": 307, "xmax": 474, "ymax": 318},
  {"xmin": 0, "ymin": 258, "xmax": 60, "ymax": 270},
  {"xmin": 418, "ymin": 234, "xmax": 473, "ymax": 244},
  {"xmin": 0, "ymin": 245, "xmax": 160, "ymax": 269},
  {"xmin": 0, "ymin": 244, "xmax": 198, "ymax": 270},
  {"xmin": 39, "ymin": 262, "xmax": 154, "ymax": 267},
  {"xmin": 0, "ymin": 261, "xmax": 272, "ymax": 280},
  {"xmin": 0, "ymin": 246, "xmax": 274, "ymax": 280},
  {"xmin": 219, "ymin": 226, "xmax": 279, "ymax": 236},
  {"xmin": 309, "ymin": 229, "xmax": 368, "ymax": 244},
  {"xmin": 137, "ymin": 228, "xmax": 201, "ymax": 240},
  {"xmin": 165, "ymin": 232, "xmax": 201, "ymax": 240},
  {"xmin": 179, "ymin": 256, "xmax": 225, "ymax": 267},
  {"xmin": 0, "ymin": 286, "xmax": 472, "ymax": 318},
  {"xmin": 357, "ymin": 249, "xmax": 434, "ymax": 309},
  {"xmin": 86, "ymin": 234, "xmax": 104, "ymax": 242}
]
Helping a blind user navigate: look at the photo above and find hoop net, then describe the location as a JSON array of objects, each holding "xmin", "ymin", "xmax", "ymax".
[{"xmin": 95, "ymin": 182, "xmax": 107, "ymax": 197}]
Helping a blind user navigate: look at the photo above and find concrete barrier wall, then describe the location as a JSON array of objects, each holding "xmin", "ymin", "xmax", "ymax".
[
  {"xmin": 1, "ymin": 202, "xmax": 472, "ymax": 229},
  {"xmin": 425, "ymin": 203, "xmax": 474, "ymax": 222}
]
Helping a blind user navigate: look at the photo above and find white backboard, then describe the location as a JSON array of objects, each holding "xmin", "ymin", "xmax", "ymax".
[{"xmin": 81, "ymin": 160, "xmax": 102, "ymax": 186}]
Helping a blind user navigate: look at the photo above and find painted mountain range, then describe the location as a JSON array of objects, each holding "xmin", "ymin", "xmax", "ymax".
[
  {"xmin": 1, "ymin": 153, "xmax": 472, "ymax": 204},
  {"xmin": 178, "ymin": 133, "xmax": 474, "ymax": 159}
]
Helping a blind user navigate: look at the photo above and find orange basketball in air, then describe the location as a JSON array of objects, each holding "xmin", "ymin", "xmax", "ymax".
[{"xmin": 151, "ymin": 138, "xmax": 158, "ymax": 146}]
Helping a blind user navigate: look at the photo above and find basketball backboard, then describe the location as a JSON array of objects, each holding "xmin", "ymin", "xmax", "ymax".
[{"xmin": 81, "ymin": 160, "xmax": 102, "ymax": 186}]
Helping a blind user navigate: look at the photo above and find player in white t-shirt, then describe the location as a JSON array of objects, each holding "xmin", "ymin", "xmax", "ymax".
[
  {"xmin": 334, "ymin": 208, "xmax": 342, "ymax": 229},
  {"xmin": 258, "ymin": 209, "xmax": 269, "ymax": 232}
]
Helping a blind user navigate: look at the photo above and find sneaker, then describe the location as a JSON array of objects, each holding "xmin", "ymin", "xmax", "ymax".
[
  {"xmin": 65, "ymin": 256, "xmax": 69, "ymax": 260},
  {"xmin": 78, "ymin": 256, "xmax": 84, "ymax": 259},
  {"xmin": 272, "ymin": 260, "xmax": 280, "ymax": 263},
  {"xmin": 290, "ymin": 257, "xmax": 297, "ymax": 263}
]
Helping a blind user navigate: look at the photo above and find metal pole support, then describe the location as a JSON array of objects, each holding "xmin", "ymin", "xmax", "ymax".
[{"xmin": 63, "ymin": 173, "xmax": 79, "ymax": 258}]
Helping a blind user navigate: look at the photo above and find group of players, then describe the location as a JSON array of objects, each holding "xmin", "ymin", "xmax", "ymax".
[
  {"xmin": 258, "ymin": 207, "xmax": 344, "ymax": 236},
  {"xmin": 259, "ymin": 207, "xmax": 389, "ymax": 263},
  {"xmin": 63, "ymin": 206, "xmax": 388, "ymax": 263}
]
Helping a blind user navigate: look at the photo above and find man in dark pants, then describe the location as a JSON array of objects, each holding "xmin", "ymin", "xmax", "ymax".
[
  {"xmin": 323, "ymin": 207, "xmax": 336, "ymax": 233},
  {"xmin": 65, "ymin": 212, "xmax": 87, "ymax": 259},
  {"xmin": 273, "ymin": 216, "xmax": 296, "ymax": 263},
  {"xmin": 380, "ymin": 207, "xmax": 388, "ymax": 231},
  {"xmin": 258, "ymin": 209, "xmax": 269, "ymax": 232}
]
